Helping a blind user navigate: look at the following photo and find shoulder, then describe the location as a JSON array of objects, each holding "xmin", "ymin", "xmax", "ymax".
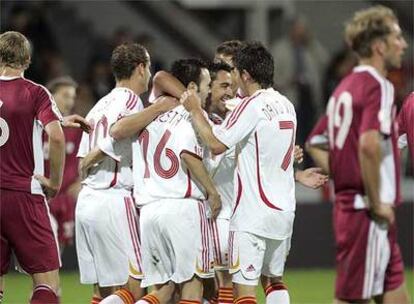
[{"xmin": 23, "ymin": 78, "xmax": 54, "ymax": 101}]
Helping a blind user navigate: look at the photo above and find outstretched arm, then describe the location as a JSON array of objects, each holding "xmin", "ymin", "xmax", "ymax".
[{"xmin": 152, "ymin": 71, "xmax": 186, "ymax": 99}]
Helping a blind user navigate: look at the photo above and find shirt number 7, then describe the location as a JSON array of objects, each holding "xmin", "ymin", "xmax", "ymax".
[{"xmin": 279, "ymin": 120, "xmax": 295, "ymax": 171}]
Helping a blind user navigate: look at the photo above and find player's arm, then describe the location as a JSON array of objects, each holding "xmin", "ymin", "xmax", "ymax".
[
  {"xmin": 152, "ymin": 70, "xmax": 186, "ymax": 99},
  {"xmin": 62, "ymin": 114, "xmax": 92, "ymax": 133},
  {"xmin": 78, "ymin": 148, "xmax": 107, "ymax": 180},
  {"xmin": 110, "ymin": 96, "xmax": 178, "ymax": 140},
  {"xmin": 359, "ymin": 130, "xmax": 394, "ymax": 225},
  {"xmin": 181, "ymin": 91, "xmax": 227, "ymax": 155},
  {"xmin": 35, "ymin": 121, "xmax": 65, "ymax": 198},
  {"xmin": 180, "ymin": 152, "xmax": 221, "ymax": 218},
  {"xmin": 305, "ymin": 143, "xmax": 330, "ymax": 174}
]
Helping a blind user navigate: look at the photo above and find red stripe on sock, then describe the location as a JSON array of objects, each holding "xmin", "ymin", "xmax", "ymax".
[{"xmin": 265, "ymin": 282, "xmax": 288, "ymax": 296}]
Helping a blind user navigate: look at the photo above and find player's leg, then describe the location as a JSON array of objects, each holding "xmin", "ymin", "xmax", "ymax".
[
  {"xmin": 333, "ymin": 206, "xmax": 388, "ymax": 303},
  {"xmin": 180, "ymin": 275, "xmax": 204, "ymax": 302},
  {"xmin": 100, "ymin": 196, "xmax": 146, "ymax": 303},
  {"xmin": 230, "ymin": 231, "xmax": 266, "ymax": 304},
  {"xmin": 210, "ymin": 219, "xmax": 233, "ymax": 304},
  {"xmin": 375, "ymin": 223, "xmax": 410, "ymax": 304},
  {"xmin": 136, "ymin": 281, "xmax": 175, "ymax": 304},
  {"xmin": 0, "ymin": 212, "xmax": 11, "ymax": 303},
  {"xmin": 202, "ymin": 277, "xmax": 218, "ymax": 303},
  {"xmin": 91, "ymin": 284, "xmax": 103, "ymax": 304},
  {"xmin": 260, "ymin": 237, "xmax": 291, "ymax": 304}
]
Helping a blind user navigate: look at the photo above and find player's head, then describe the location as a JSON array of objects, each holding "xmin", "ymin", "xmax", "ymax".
[
  {"xmin": 47, "ymin": 76, "xmax": 78, "ymax": 116},
  {"xmin": 215, "ymin": 40, "xmax": 244, "ymax": 95},
  {"xmin": 206, "ymin": 61, "xmax": 233, "ymax": 117},
  {"xmin": 233, "ymin": 41, "xmax": 274, "ymax": 92},
  {"xmin": 345, "ymin": 5, "xmax": 407, "ymax": 70},
  {"xmin": 0, "ymin": 31, "xmax": 31, "ymax": 71},
  {"xmin": 111, "ymin": 43, "xmax": 151, "ymax": 94},
  {"xmin": 170, "ymin": 58, "xmax": 211, "ymax": 108}
]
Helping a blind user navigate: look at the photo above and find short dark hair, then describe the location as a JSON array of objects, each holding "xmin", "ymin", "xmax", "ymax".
[
  {"xmin": 111, "ymin": 43, "xmax": 148, "ymax": 81},
  {"xmin": 215, "ymin": 40, "xmax": 243, "ymax": 58},
  {"xmin": 209, "ymin": 61, "xmax": 232, "ymax": 82},
  {"xmin": 233, "ymin": 41, "xmax": 274, "ymax": 88},
  {"xmin": 47, "ymin": 76, "xmax": 78, "ymax": 94},
  {"xmin": 170, "ymin": 58, "xmax": 208, "ymax": 87}
]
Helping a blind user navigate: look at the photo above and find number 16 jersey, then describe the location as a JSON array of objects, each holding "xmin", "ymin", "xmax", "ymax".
[{"xmin": 133, "ymin": 105, "xmax": 205, "ymax": 205}]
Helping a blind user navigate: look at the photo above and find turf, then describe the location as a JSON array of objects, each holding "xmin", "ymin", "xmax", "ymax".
[{"xmin": 3, "ymin": 269, "xmax": 413, "ymax": 303}]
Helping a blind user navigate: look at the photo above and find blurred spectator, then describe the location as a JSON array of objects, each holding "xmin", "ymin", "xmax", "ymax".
[
  {"xmin": 3, "ymin": 3, "xmax": 60, "ymax": 83},
  {"xmin": 323, "ymin": 47, "xmax": 357, "ymax": 104},
  {"xmin": 271, "ymin": 16, "xmax": 329, "ymax": 150},
  {"xmin": 136, "ymin": 32, "xmax": 164, "ymax": 73}
]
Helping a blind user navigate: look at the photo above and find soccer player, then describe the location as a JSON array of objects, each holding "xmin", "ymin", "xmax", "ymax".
[
  {"xmin": 130, "ymin": 59, "xmax": 221, "ymax": 304},
  {"xmin": 0, "ymin": 31, "xmax": 64, "ymax": 304},
  {"xmin": 398, "ymin": 92, "xmax": 414, "ymax": 165},
  {"xmin": 43, "ymin": 76, "xmax": 81, "ymax": 253},
  {"xmin": 76, "ymin": 42, "xmax": 177, "ymax": 304},
  {"xmin": 181, "ymin": 42, "xmax": 297, "ymax": 304},
  {"xmin": 307, "ymin": 6, "xmax": 409, "ymax": 304}
]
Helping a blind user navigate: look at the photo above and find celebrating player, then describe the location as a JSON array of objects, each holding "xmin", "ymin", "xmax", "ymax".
[{"xmin": 181, "ymin": 42, "xmax": 297, "ymax": 304}]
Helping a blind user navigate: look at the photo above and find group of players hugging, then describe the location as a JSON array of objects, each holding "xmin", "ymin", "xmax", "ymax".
[{"xmin": 0, "ymin": 4, "xmax": 412, "ymax": 304}]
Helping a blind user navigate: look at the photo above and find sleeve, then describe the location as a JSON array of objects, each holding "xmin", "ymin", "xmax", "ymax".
[
  {"xmin": 106, "ymin": 94, "xmax": 143, "ymax": 128},
  {"xmin": 213, "ymin": 97, "xmax": 260, "ymax": 148},
  {"xmin": 35, "ymin": 86, "xmax": 63, "ymax": 127},
  {"xmin": 359, "ymin": 79, "xmax": 392, "ymax": 135},
  {"xmin": 306, "ymin": 115, "xmax": 328, "ymax": 146},
  {"xmin": 77, "ymin": 131, "xmax": 89, "ymax": 158},
  {"xmin": 179, "ymin": 126, "xmax": 204, "ymax": 160}
]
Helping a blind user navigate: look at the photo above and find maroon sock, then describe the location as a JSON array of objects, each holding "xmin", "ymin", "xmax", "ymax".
[{"xmin": 30, "ymin": 284, "xmax": 59, "ymax": 304}]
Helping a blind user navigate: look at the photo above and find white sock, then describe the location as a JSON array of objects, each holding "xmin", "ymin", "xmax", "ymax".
[
  {"xmin": 135, "ymin": 300, "xmax": 151, "ymax": 304},
  {"xmin": 100, "ymin": 295, "xmax": 124, "ymax": 304},
  {"xmin": 266, "ymin": 289, "xmax": 290, "ymax": 304}
]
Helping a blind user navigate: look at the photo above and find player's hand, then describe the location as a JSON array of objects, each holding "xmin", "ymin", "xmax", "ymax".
[
  {"xmin": 180, "ymin": 89, "xmax": 202, "ymax": 112},
  {"xmin": 208, "ymin": 192, "xmax": 222, "ymax": 219},
  {"xmin": 295, "ymin": 167, "xmax": 328, "ymax": 189},
  {"xmin": 294, "ymin": 145, "xmax": 304, "ymax": 164},
  {"xmin": 34, "ymin": 175, "xmax": 60, "ymax": 199},
  {"xmin": 370, "ymin": 204, "xmax": 395, "ymax": 226},
  {"xmin": 62, "ymin": 114, "xmax": 92, "ymax": 133},
  {"xmin": 154, "ymin": 96, "xmax": 179, "ymax": 112}
]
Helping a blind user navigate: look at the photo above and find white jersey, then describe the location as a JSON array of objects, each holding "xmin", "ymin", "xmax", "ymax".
[
  {"xmin": 134, "ymin": 105, "xmax": 205, "ymax": 205},
  {"xmin": 214, "ymin": 88, "xmax": 297, "ymax": 240},
  {"xmin": 77, "ymin": 88, "xmax": 143, "ymax": 190}
]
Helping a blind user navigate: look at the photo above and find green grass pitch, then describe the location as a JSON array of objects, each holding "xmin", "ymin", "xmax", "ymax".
[{"xmin": 3, "ymin": 269, "xmax": 413, "ymax": 303}]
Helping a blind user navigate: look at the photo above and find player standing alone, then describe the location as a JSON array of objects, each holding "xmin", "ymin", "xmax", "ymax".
[
  {"xmin": 0, "ymin": 31, "xmax": 65, "ymax": 304},
  {"xmin": 308, "ymin": 6, "xmax": 409, "ymax": 304}
]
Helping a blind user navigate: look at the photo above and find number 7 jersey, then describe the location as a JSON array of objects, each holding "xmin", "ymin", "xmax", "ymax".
[{"xmin": 214, "ymin": 88, "xmax": 297, "ymax": 240}]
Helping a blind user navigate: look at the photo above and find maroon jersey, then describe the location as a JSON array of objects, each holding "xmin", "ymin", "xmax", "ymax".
[
  {"xmin": 44, "ymin": 127, "xmax": 82, "ymax": 193},
  {"xmin": 306, "ymin": 114, "xmax": 328, "ymax": 146},
  {"xmin": 326, "ymin": 65, "xmax": 400, "ymax": 210},
  {"xmin": 0, "ymin": 76, "xmax": 61, "ymax": 195},
  {"xmin": 398, "ymin": 92, "xmax": 414, "ymax": 163}
]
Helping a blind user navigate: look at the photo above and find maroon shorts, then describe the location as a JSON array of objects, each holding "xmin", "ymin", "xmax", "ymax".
[
  {"xmin": 0, "ymin": 189, "xmax": 60, "ymax": 275},
  {"xmin": 333, "ymin": 205, "xmax": 404, "ymax": 301},
  {"xmin": 49, "ymin": 193, "xmax": 76, "ymax": 246}
]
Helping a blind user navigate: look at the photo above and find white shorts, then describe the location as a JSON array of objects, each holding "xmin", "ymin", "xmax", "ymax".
[
  {"xmin": 229, "ymin": 231, "xmax": 291, "ymax": 286},
  {"xmin": 140, "ymin": 198, "xmax": 214, "ymax": 287},
  {"xmin": 209, "ymin": 218, "xmax": 230, "ymax": 270},
  {"xmin": 75, "ymin": 186, "xmax": 143, "ymax": 287}
]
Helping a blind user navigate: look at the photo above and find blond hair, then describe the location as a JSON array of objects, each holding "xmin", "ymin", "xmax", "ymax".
[
  {"xmin": 0, "ymin": 31, "xmax": 31, "ymax": 70},
  {"xmin": 345, "ymin": 5, "xmax": 397, "ymax": 58}
]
